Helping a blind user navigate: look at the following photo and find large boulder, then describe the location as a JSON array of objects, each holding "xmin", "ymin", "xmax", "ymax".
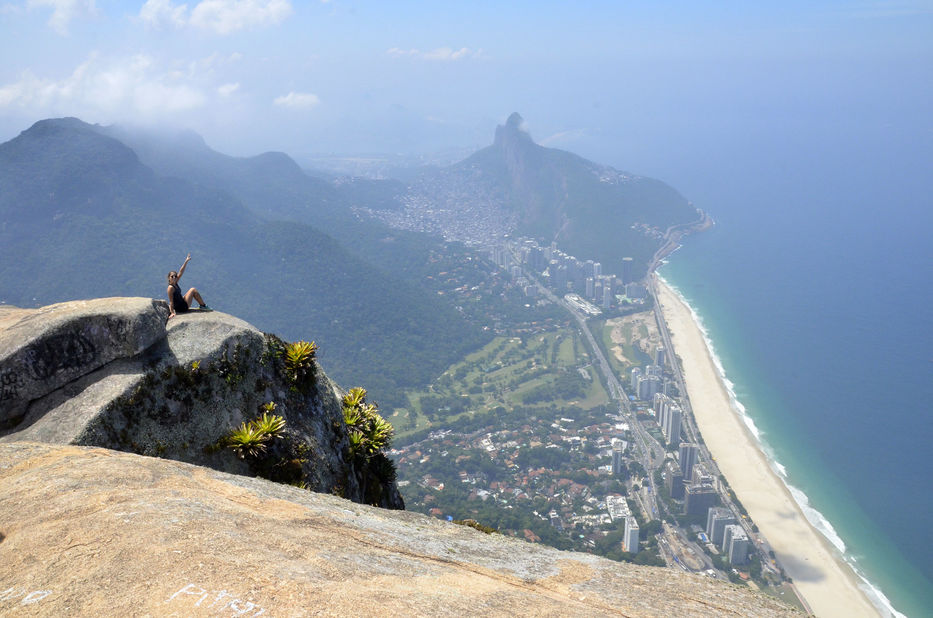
[
  {"xmin": 0, "ymin": 297, "xmax": 167, "ymax": 426},
  {"xmin": 0, "ymin": 442, "xmax": 799, "ymax": 617},
  {"xmin": 0, "ymin": 298, "xmax": 403, "ymax": 509}
]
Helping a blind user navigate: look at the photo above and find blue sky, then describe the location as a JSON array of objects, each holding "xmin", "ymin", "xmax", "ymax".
[{"xmin": 0, "ymin": 1, "xmax": 930, "ymax": 175}]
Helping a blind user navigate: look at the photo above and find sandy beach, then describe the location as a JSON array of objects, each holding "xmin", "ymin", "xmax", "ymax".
[{"xmin": 655, "ymin": 279, "xmax": 879, "ymax": 617}]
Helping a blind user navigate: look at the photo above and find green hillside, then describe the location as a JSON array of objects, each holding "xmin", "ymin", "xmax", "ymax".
[
  {"xmin": 449, "ymin": 113, "xmax": 699, "ymax": 277},
  {"xmin": 0, "ymin": 118, "xmax": 486, "ymax": 406}
]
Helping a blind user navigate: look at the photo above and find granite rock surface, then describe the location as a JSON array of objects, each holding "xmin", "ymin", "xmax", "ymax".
[
  {"xmin": 0, "ymin": 443, "xmax": 800, "ymax": 617},
  {"xmin": 0, "ymin": 297, "xmax": 167, "ymax": 424},
  {"xmin": 0, "ymin": 298, "xmax": 402, "ymax": 508}
]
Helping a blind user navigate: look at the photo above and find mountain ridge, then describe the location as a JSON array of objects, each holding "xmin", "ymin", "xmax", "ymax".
[
  {"xmin": 0, "ymin": 117, "xmax": 489, "ymax": 406},
  {"xmin": 369, "ymin": 113, "xmax": 702, "ymax": 278}
]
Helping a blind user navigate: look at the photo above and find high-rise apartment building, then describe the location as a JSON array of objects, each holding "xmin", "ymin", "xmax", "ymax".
[
  {"xmin": 664, "ymin": 405, "xmax": 682, "ymax": 446},
  {"xmin": 624, "ymin": 516, "xmax": 640, "ymax": 554},
  {"xmin": 622, "ymin": 257, "xmax": 634, "ymax": 284},
  {"xmin": 706, "ymin": 507, "xmax": 737, "ymax": 546},
  {"xmin": 665, "ymin": 460, "xmax": 685, "ymax": 499},
  {"xmin": 679, "ymin": 443, "xmax": 698, "ymax": 480},
  {"xmin": 726, "ymin": 526, "xmax": 749, "ymax": 565},
  {"xmin": 684, "ymin": 483, "xmax": 718, "ymax": 516},
  {"xmin": 722, "ymin": 524, "xmax": 749, "ymax": 564},
  {"xmin": 637, "ymin": 374, "xmax": 660, "ymax": 400},
  {"xmin": 611, "ymin": 439, "xmax": 625, "ymax": 477}
]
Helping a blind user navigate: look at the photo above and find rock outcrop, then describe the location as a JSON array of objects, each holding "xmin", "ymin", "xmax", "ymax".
[
  {"xmin": 0, "ymin": 298, "xmax": 799, "ymax": 616},
  {"xmin": 0, "ymin": 298, "xmax": 402, "ymax": 508},
  {"xmin": 0, "ymin": 298, "xmax": 166, "ymax": 425},
  {"xmin": 0, "ymin": 442, "xmax": 799, "ymax": 617}
]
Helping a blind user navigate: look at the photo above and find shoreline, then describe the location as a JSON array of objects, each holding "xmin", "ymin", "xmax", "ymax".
[{"xmin": 654, "ymin": 277, "xmax": 881, "ymax": 617}]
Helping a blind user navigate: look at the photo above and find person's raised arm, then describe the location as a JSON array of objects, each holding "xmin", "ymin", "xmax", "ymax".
[{"xmin": 176, "ymin": 253, "xmax": 191, "ymax": 281}]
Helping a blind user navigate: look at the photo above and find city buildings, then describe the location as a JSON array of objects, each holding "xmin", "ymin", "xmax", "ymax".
[
  {"xmin": 664, "ymin": 460, "xmax": 685, "ymax": 499},
  {"xmin": 706, "ymin": 507, "xmax": 737, "ymax": 547},
  {"xmin": 621, "ymin": 257, "xmax": 634, "ymax": 284},
  {"xmin": 611, "ymin": 439, "xmax": 625, "ymax": 477},
  {"xmin": 678, "ymin": 443, "xmax": 698, "ymax": 481},
  {"xmin": 723, "ymin": 524, "xmax": 749, "ymax": 565},
  {"xmin": 624, "ymin": 516, "xmax": 640, "ymax": 554},
  {"xmin": 684, "ymin": 483, "xmax": 718, "ymax": 516},
  {"xmin": 489, "ymin": 237, "xmax": 631, "ymax": 311}
]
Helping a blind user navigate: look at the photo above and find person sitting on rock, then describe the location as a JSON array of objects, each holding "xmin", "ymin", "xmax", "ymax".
[{"xmin": 166, "ymin": 253, "xmax": 211, "ymax": 319}]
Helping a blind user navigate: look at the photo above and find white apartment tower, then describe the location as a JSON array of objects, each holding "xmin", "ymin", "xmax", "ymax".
[
  {"xmin": 623, "ymin": 516, "xmax": 640, "ymax": 554},
  {"xmin": 611, "ymin": 439, "xmax": 625, "ymax": 476},
  {"xmin": 679, "ymin": 443, "xmax": 698, "ymax": 481}
]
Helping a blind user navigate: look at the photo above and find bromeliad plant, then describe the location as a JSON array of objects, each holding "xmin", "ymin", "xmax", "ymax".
[
  {"xmin": 226, "ymin": 406, "xmax": 287, "ymax": 460},
  {"xmin": 342, "ymin": 387, "xmax": 398, "ymax": 506},
  {"xmin": 342, "ymin": 387, "xmax": 394, "ymax": 461},
  {"xmin": 284, "ymin": 341, "xmax": 317, "ymax": 390}
]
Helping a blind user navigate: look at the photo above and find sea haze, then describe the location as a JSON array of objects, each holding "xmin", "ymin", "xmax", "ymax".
[{"xmin": 659, "ymin": 121, "xmax": 933, "ymax": 617}]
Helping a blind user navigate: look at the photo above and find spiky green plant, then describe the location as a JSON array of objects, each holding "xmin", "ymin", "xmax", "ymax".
[
  {"xmin": 342, "ymin": 387, "xmax": 367, "ymax": 409},
  {"xmin": 342, "ymin": 387, "xmax": 394, "ymax": 461},
  {"xmin": 251, "ymin": 412, "xmax": 286, "ymax": 439},
  {"xmin": 284, "ymin": 341, "xmax": 317, "ymax": 387},
  {"xmin": 343, "ymin": 402, "xmax": 363, "ymax": 428},
  {"xmin": 262, "ymin": 401, "xmax": 277, "ymax": 413},
  {"xmin": 227, "ymin": 422, "xmax": 269, "ymax": 459},
  {"xmin": 363, "ymin": 414, "xmax": 394, "ymax": 456},
  {"xmin": 225, "ymin": 412, "xmax": 287, "ymax": 460},
  {"xmin": 347, "ymin": 431, "xmax": 365, "ymax": 458}
]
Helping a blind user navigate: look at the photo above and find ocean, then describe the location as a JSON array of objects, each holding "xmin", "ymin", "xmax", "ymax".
[{"xmin": 656, "ymin": 128, "xmax": 933, "ymax": 617}]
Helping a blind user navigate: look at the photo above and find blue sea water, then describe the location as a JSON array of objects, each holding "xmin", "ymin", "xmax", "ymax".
[{"xmin": 656, "ymin": 128, "xmax": 933, "ymax": 617}]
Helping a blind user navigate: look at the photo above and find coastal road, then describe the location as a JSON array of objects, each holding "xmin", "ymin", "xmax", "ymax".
[
  {"xmin": 552, "ymin": 290, "xmax": 665, "ymax": 518},
  {"xmin": 510, "ymin": 245, "xmax": 663, "ymax": 519},
  {"xmin": 647, "ymin": 263, "xmax": 791, "ymax": 589}
]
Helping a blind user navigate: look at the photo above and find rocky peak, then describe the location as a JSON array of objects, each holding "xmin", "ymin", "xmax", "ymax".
[{"xmin": 494, "ymin": 111, "xmax": 534, "ymax": 148}]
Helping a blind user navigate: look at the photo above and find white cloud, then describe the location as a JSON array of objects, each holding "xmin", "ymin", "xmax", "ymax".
[
  {"xmin": 386, "ymin": 46, "xmax": 484, "ymax": 61},
  {"xmin": 191, "ymin": 0, "xmax": 292, "ymax": 33},
  {"xmin": 217, "ymin": 82, "xmax": 239, "ymax": 96},
  {"xmin": 138, "ymin": 0, "xmax": 187, "ymax": 30},
  {"xmin": 27, "ymin": 0, "xmax": 97, "ymax": 34},
  {"xmin": 541, "ymin": 129, "xmax": 587, "ymax": 146},
  {"xmin": 386, "ymin": 47, "xmax": 419, "ymax": 58},
  {"xmin": 139, "ymin": 0, "xmax": 292, "ymax": 34},
  {"xmin": 0, "ymin": 53, "xmax": 209, "ymax": 116},
  {"xmin": 273, "ymin": 91, "xmax": 319, "ymax": 109},
  {"xmin": 423, "ymin": 47, "xmax": 472, "ymax": 61}
]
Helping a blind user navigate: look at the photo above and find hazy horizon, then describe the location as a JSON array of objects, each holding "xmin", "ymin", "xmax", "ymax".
[
  {"xmin": 1, "ymin": 1, "xmax": 930, "ymax": 189},
  {"xmin": 3, "ymin": 3, "xmax": 933, "ymax": 616}
]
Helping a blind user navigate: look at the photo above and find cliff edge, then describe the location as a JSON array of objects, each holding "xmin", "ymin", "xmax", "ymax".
[
  {"xmin": 0, "ymin": 442, "xmax": 799, "ymax": 616},
  {"xmin": 0, "ymin": 297, "xmax": 402, "ymax": 508},
  {"xmin": 0, "ymin": 298, "xmax": 800, "ymax": 616}
]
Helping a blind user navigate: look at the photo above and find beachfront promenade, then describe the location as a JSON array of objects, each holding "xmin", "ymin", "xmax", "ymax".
[
  {"xmin": 647, "ymin": 217, "xmax": 879, "ymax": 616},
  {"xmin": 653, "ymin": 276, "xmax": 879, "ymax": 617},
  {"xmin": 503, "ymin": 227, "xmax": 880, "ymax": 616}
]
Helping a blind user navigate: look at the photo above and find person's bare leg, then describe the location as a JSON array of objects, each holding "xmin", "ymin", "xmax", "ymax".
[{"xmin": 185, "ymin": 288, "xmax": 205, "ymax": 307}]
